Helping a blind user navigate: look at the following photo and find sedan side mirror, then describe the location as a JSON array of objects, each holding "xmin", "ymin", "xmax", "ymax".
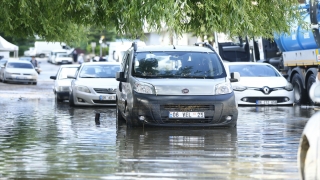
[
  {"xmin": 50, "ymin": 76, "xmax": 56, "ymax": 80},
  {"xmin": 116, "ymin": 71, "xmax": 127, "ymax": 82},
  {"xmin": 230, "ymin": 72, "xmax": 240, "ymax": 82}
]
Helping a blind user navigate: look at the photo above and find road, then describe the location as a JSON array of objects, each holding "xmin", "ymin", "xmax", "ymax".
[{"xmin": 0, "ymin": 59, "xmax": 318, "ymax": 179}]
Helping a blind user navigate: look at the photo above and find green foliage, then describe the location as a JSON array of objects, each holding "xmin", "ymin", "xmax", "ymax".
[{"xmin": 0, "ymin": 0, "xmax": 301, "ymax": 41}]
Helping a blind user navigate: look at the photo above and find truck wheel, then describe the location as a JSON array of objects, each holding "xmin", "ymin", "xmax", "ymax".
[
  {"xmin": 292, "ymin": 74, "xmax": 307, "ymax": 104},
  {"xmin": 307, "ymin": 74, "xmax": 316, "ymax": 104},
  {"xmin": 125, "ymin": 108, "xmax": 141, "ymax": 128},
  {"xmin": 39, "ymin": 54, "xmax": 45, "ymax": 58}
]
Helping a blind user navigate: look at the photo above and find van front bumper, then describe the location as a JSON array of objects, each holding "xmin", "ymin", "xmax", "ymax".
[{"xmin": 130, "ymin": 92, "xmax": 238, "ymax": 127}]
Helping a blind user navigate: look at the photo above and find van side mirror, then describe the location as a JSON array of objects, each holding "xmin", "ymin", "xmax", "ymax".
[
  {"xmin": 116, "ymin": 71, "xmax": 127, "ymax": 82},
  {"xmin": 50, "ymin": 76, "xmax": 56, "ymax": 80},
  {"xmin": 230, "ymin": 72, "xmax": 240, "ymax": 82}
]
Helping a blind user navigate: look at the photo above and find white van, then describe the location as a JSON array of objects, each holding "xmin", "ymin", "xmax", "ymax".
[{"xmin": 116, "ymin": 42, "xmax": 240, "ymax": 127}]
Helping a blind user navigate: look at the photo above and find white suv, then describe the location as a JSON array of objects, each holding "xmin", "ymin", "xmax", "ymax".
[{"xmin": 116, "ymin": 42, "xmax": 239, "ymax": 127}]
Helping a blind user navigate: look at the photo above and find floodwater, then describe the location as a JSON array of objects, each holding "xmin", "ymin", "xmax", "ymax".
[
  {"xmin": 0, "ymin": 60, "xmax": 318, "ymax": 179},
  {"xmin": 0, "ymin": 96, "xmax": 316, "ymax": 179}
]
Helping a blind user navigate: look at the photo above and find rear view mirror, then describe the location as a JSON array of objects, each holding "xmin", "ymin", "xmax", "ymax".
[
  {"xmin": 50, "ymin": 76, "xmax": 56, "ymax": 80},
  {"xmin": 309, "ymin": 80, "xmax": 320, "ymax": 103},
  {"xmin": 230, "ymin": 72, "xmax": 240, "ymax": 82},
  {"xmin": 116, "ymin": 71, "xmax": 127, "ymax": 82}
]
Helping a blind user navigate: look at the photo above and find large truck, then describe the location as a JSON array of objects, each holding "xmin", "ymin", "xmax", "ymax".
[
  {"xmin": 24, "ymin": 41, "xmax": 72, "ymax": 58},
  {"xmin": 217, "ymin": 1, "xmax": 320, "ymax": 105}
]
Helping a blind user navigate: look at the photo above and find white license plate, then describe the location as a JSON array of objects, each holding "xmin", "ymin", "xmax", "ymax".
[
  {"xmin": 99, "ymin": 95, "xmax": 116, "ymax": 100},
  {"xmin": 16, "ymin": 76, "xmax": 26, "ymax": 79},
  {"xmin": 256, "ymin": 100, "xmax": 277, "ymax": 105},
  {"xmin": 169, "ymin": 112, "xmax": 205, "ymax": 119}
]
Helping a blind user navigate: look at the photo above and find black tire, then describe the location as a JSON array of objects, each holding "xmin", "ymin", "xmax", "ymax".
[
  {"xmin": 69, "ymin": 91, "xmax": 75, "ymax": 107},
  {"xmin": 3, "ymin": 75, "xmax": 7, "ymax": 83},
  {"xmin": 307, "ymin": 74, "xmax": 316, "ymax": 105},
  {"xmin": 33, "ymin": 82, "xmax": 37, "ymax": 85},
  {"xmin": 56, "ymin": 94, "xmax": 64, "ymax": 102},
  {"xmin": 116, "ymin": 102, "xmax": 126, "ymax": 127},
  {"xmin": 125, "ymin": 107, "xmax": 141, "ymax": 128},
  {"xmin": 292, "ymin": 73, "xmax": 307, "ymax": 104},
  {"xmin": 39, "ymin": 54, "xmax": 45, "ymax": 58}
]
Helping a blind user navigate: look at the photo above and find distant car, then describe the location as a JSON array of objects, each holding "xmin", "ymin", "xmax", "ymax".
[
  {"xmin": 19, "ymin": 56, "xmax": 32, "ymax": 61},
  {"xmin": 0, "ymin": 59, "xmax": 38, "ymax": 85},
  {"xmin": 51, "ymin": 53, "xmax": 73, "ymax": 65},
  {"xmin": 298, "ymin": 77, "xmax": 320, "ymax": 180},
  {"xmin": 69, "ymin": 62, "xmax": 121, "ymax": 106},
  {"xmin": 224, "ymin": 62, "xmax": 294, "ymax": 105},
  {"xmin": 50, "ymin": 64, "xmax": 80, "ymax": 102}
]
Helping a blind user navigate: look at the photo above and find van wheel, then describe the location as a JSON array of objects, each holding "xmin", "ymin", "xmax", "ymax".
[
  {"xmin": 116, "ymin": 103, "xmax": 126, "ymax": 127},
  {"xmin": 125, "ymin": 109, "xmax": 141, "ymax": 128},
  {"xmin": 69, "ymin": 91, "xmax": 75, "ymax": 107},
  {"xmin": 292, "ymin": 74, "xmax": 307, "ymax": 104}
]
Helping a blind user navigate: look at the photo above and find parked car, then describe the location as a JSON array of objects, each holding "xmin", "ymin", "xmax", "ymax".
[
  {"xmin": 51, "ymin": 53, "xmax": 73, "ymax": 65},
  {"xmin": 223, "ymin": 62, "xmax": 294, "ymax": 105},
  {"xmin": 0, "ymin": 59, "xmax": 38, "ymax": 85},
  {"xmin": 50, "ymin": 64, "xmax": 80, "ymax": 102},
  {"xmin": 298, "ymin": 76, "xmax": 320, "ymax": 180},
  {"xmin": 68, "ymin": 62, "xmax": 121, "ymax": 106},
  {"xmin": 115, "ymin": 42, "xmax": 240, "ymax": 127}
]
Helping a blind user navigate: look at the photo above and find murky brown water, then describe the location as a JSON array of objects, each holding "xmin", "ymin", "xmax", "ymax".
[{"xmin": 0, "ymin": 60, "xmax": 317, "ymax": 179}]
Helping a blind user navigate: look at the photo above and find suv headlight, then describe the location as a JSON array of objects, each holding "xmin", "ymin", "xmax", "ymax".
[
  {"xmin": 76, "ymin": 85, "xmax": 91, "ymax": 93},
  {"xmin": 284, "ymin": 82, "xmax": 293, "ymax": 91},
  {"xmin": 215, "ymin": 82, "xmax": 233, "ymax": 95},
  {"xmin": 134, "ymin": 82, "xmax": 155, "ymax": 94}
]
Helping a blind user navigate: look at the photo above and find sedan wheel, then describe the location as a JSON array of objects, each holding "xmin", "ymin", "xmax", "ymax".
[{"xmin": 69, "ymin": 91, "xmax": 75, "ymax": 107}]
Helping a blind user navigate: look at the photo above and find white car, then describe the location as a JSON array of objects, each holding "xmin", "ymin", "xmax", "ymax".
[
  {"xmin": 0, "ymin": 59, "xmax": 38, "ymax": 85},
  {"xmin": 69, "ymin": 62, "xmax": 121, "ymax": 106},
  {"xmin": 298, "ymin": 77, "xmax": 320, "ymax": 180},
  {"xmin": 51, "ymin": 53, "xmax": 73, "ymax": 65},
  {"xmin": 50, "ymin": 64, "xmax": 80, "ymax": 102},
  {"xmin": 224, "ymin": 62, "xmax": 294, "ymax": 105}
]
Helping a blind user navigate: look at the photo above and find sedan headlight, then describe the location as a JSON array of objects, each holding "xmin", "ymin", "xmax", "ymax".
[
  {"xmin": 215, "ymin": 82, "xmax": 233, "ymax": 95},
  {"xmin": 284, "ymin": 82, "xmax": 293, "ymax": 91},
  {"xmin": 134, "ymin": 82, "xmax": 155, "ymax": 94},
  {"xmin": 75, "ymin": 85, "xmax": 91, "ymax": 93},
  {"xmin": 232, "ymin": 85, "xmax": 247, "ymax": 91}
]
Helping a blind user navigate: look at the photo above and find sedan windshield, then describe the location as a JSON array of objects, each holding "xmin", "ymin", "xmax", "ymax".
[
  {"xmin": 79, "ymin": 64, "xmax": 120, "ymax": 78},
  {"xmin": 7, "ymin": 62, "xmax": 33, "ymax": 69},
  {"xmin": 58, "ymin": 67, "xmax": 79, "ymax": 79},
  {"xmin": 132, "ymin": 52, "xmax": 226, "ymax": 79},
  {"xmin": 229, "ymin": 64, "xmax": 281, "ymax": 77}
]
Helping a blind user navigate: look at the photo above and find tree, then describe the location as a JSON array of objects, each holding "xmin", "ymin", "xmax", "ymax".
[{"xmin": 0, "ymin": 0, "xmax": 301, "ymax": 42}]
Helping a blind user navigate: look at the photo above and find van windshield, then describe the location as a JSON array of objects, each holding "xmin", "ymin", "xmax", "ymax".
[{"xmin": 132, "ymin": 52, "xmax": 226, "ymax": 79}]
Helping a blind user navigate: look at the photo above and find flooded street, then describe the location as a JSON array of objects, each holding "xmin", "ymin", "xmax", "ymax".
[{"xmin": 0, "ymin": 60, "xmax": 317, "ymax": 179}]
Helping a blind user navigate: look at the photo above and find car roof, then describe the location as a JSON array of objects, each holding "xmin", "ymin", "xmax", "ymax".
[
  {"xmin": 7, "ymin": 59, "xmax": 32, "ymax": 64},
  {"xmin": 224, "ymin": 62, "xmax": 271, "ymax": 66},
  {"xmin": 136, "ymin": 45, "xmax": 214, "ymax": 53},
  {"xmin": 82, "ymin": 62, "xmax": 121, "ymax": 66},
  {"xmin": 59, "ymin": 64, "xmax": 80, "ymax": 68}
]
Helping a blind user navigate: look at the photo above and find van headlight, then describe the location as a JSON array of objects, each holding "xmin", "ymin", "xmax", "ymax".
[
  {"xmin": 215, "ymin": 82, "xmax": 233, "ymax": 95},
  {"xmin": 76, "ymin": 85, "xmax": 91, "ymax": 93},
  {"xmin": 134, "ymin": 82, "xmax": 155, "ymax": 94}
]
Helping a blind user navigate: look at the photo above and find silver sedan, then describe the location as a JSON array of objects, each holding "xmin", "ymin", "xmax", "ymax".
[{"xmin": 69, "ymin": 62, "xmax": 121, "ymax": 106}]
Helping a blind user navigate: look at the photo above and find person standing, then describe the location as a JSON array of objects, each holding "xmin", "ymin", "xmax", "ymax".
[
  {"xmin": 30, "ymin": 55, "xmax": 38, "ymax": 68},
  {"xmin": 72, "ymin": 50, "xmax": 78, "ymax": 63},
  {"xmin": 78, "ymin": 53, "xmax": 84, "ymax": 64}
]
